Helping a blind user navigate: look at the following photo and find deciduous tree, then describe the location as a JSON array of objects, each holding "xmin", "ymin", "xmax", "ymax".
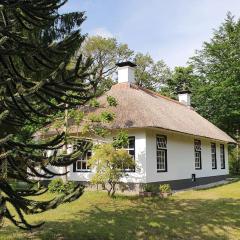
[
  {"xmin": 134, "ymin": 53, "xmax": 172, "ymax": 91},
  {"xmin": 88, "ymin": 133, "xmax": 135, "ymax": 197},
  {"xmin": 190, "ymin": 13, "xmax": 240, "ymax": 137}
]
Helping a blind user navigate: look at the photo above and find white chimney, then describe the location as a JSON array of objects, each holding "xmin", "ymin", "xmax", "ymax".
[
  {"xmin": 116, "ymin": 61, "xmax": 137, "ymax": 84},
  {"xmin": 178, "ymin": 90, "xmax": 191, "ymax": 106}
]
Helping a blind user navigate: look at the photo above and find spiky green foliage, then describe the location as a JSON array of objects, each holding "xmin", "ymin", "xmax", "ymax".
[{"xmin": 0, "ymin": 0, "xmax": 100, "ymax": 230}]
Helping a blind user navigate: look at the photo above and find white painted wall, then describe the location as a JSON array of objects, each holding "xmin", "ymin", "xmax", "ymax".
[
  {"xmin": 145, "ymin": 128, "xmax": 229, "ymax": 183},
  {"xmin": 66, "ymin": 129, "xmax": 147, "ymax": 183},
  {"xmin": 44, "ymin": 128, "xmax": 229, "ymax": 184}
]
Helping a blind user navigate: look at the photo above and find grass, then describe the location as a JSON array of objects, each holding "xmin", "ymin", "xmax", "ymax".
[{"xmin": 1, "ymin": 181, "xmax": 240, "ymax": 240}]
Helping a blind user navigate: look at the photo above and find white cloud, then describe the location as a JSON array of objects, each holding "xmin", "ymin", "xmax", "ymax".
[{"xmin": 89, "ymin": 27, "xmax": 114, "ymax": 38}]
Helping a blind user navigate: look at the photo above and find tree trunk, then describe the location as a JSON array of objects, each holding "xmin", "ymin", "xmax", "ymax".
[
  {"xmin": 107, "ymin": 181, "xmax": 113, "ymax": 196},
  {"xmin": 111, "ymin": 182, "xmax": 116, "ymax": 197},
  {"xmin": 0, "ymin": 193, "xmax": 5, "ymax": 226},
  {"xmin": 63, "ymin": 105, "xmax": 69, "ymax": 182}
]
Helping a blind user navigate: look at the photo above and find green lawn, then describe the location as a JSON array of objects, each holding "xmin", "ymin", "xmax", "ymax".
[{"xmin": 1, "ymin": 181, "xmax": 240, "ymax": 240}]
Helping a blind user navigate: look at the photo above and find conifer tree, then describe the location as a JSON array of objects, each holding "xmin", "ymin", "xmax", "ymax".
[{"xmin": 0, "ymin": 0, "xmax": 100, "ymax": 229}]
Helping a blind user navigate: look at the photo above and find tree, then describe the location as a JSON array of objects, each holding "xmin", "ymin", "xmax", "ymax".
[
  {"xmin": 134, "ymin": 53, "xmax": 172, "ymax": 91},
  {"xmin": 0, "ymin": 0, "xmax": 100, "ymax": 229},
  {"xmin": 81, "ymin": 36, "xmax": 134, "ymax": 91},
  {"xmin": 190, "ymin": 13, "xmax": 240, "ymax": 137},
  {"xmin": 229, "ymin": 146, "xmax": 240, "ymax": 175},
  {"xmin": 160, "ymin": 66, "xmax": 196, "ymax": 99},
  {"xmin": 88, "ymin": 133, "xmax": 135, "ymax": 197},
  {"xmin": 81, "ymin": 36, "xmax": 171, "ymax": 92}
]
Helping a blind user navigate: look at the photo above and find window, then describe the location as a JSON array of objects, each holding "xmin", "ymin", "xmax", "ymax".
[
  {"xmin": 73, "ymin": 140, "xmax": 92, "ymax": 172},
  {"xmin": 220, "ymin": 144, "xmax": 225, "ymax": 169},
  {"xmin": 123, "ymin": 136, "xmax": 135, "ymax": 172},
  {"xmin": 211, "ymin": 143, "xmax": 217, "ymax": 169},
  {"xmin": 76, "ymin": 150, "xmax": 92, "ymax": 172},
  {"xmin": 194, "ymin": 140, "xmax": 202, "ymax": 170},
  {"xmin": 157, "ymin": 135, "xmax": 167, "ymax": 172}
]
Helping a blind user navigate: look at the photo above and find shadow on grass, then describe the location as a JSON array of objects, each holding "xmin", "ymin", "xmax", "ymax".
[{"xmin": 2, "ymin": 196, "xmax": 240, "ymax": 240}]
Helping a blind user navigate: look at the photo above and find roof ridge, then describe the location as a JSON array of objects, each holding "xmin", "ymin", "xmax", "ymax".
[{"xmin": 130, "ymin": 84, "xmax": 188, "ymax": 107}]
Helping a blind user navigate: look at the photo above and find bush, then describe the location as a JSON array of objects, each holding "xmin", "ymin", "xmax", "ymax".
[
  {"xmin": 143, "ymin": 183, "xmax": 159, "ymax": 193},
  {"xmin": 159, "ymin": 184, "xmax": 171, "ymax": 193},
  {"xmin": 9, "ymin": 180, "xmax": 33, "ymax": 191},
  {"xmin": 48, "ymin": 178, "xmax": 77, "ymax": 194},
  {"xmin": 229, "ymin": 147, "xmax": 240, "ymax": 175},
  {"xmin": 48, "ymin": 178, "xmax": 64, "ymax": 193}
]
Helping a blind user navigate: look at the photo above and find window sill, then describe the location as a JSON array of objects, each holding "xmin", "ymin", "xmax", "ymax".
[
  {"xmin": 221, "ymin": 167, "xmax": 226, "ymax": 169},
  {"xmin": 195, "ymin": 168, "xmax": 202, "ymax": 170},
  {"xmin": 75, "ymin": 170, "xmax": 91, "ymax": 173},
  {"xmin": 157, "ymin": 170, "xmax": 167, "ymax": 173},
  {"xmin": 212, "ymin": 168, "xmax": 217, "ymax": 170}
]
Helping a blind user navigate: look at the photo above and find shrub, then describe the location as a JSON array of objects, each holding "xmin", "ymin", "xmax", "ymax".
[
  {"xmin": 64, "ymin": 181, "xmax": 78, "ymax": 194},
  {"xmin": 9, "ymin": 180, "xmax": 33, "ymax": 191},
  {"xmin": 48, "ymin": 178, "xmax": 64, "ymax": 193},
  {"xmin": 88, "ymin": 143, "xmax": 135, "ymax": 197},
  {"xmin": 159, "ymin": 184, "xmax": 171, "ymax": 193},
  {"xmin": 143, "ymin": 183, "xmax": 158, "ymax": 193},
  {"xmin": 229, "ymin": 147, "xmax": 240, "ymax": 175},
  {"xmin": 48, "ymin": 178, "xmax": 77, "ymax": 194}
]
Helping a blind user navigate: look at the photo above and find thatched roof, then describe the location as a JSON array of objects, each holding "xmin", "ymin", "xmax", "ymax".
[
  {"xmin": 90, "ymin": 83, "xmax": 235, "ymax": 143},
  {"xmin": 42, "ymin": 82, "xmax": 235, "ymax": 143}
]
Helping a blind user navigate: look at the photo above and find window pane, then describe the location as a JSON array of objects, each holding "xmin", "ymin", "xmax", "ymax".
[
  {"xmin": 129, "ymin": 150, "xmax": 135, "ymax": 158},
  {"xmin": 157, "ymin": 136, "xmax": 167, "ymax": 149},
  {"xmin": 220, "ymin": 144, "xmax": 225, "ymax": 168},
  {"xmin": 86, "ymin": 151, "xmax": 92, "ymax": 159},
  {"xmin": 157, "ymin": 149, "xmax": 166, "ymax": 171},
  {"xmin": 76, "ymin": 161, "xmax": 81, "ymax": 170},
  {"xmin": 194, "ymin": 140, "xmax": 201, "ymax": 151},
  {"xmin": 120, "ymin": 137, "xmax": 135, "ymax": 172},
  {"xmin": 211, "ymin": 143, "xmax": 216, "ymax": 168},
  {"xmin": 82, "ymin": 161, "xmax": 87, "ymax": 170},
  {"xmin": 75, "ymin": 147, "xmax": 92, "ymax": 171},
  {"xmin": 128, "ymin": 138, "xmax": 135, "ymax": 149},
  {"xmin": 195, "ymin": 151, "xmax": 201, "ymax": 169}
]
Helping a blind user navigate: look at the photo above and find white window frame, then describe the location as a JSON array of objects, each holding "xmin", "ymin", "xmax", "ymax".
[
  {"xmin": 157, "ymin": 135, "xmax": 167, "ymax": 172},
  {"xmin": 194, "ymin": 140, "xmax": 202, "ymax": 170},
  {"xmin": 220, "ymin": 144, "xmax": 225, "ymax": 169},
  {"xmin": 211, "ymin": 143, "xmax": 217, "ymax": 169},
  {"xmin": 76, "ymin": 150, "xmax": 92, "ymax": 172},
  {"xmin": 123, "ymin": 136, "xmax": 135, "ymax": 172}
]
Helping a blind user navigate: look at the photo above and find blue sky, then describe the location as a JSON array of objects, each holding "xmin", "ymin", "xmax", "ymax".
[{"xmin": 61, "ymin": 0, "xmax": 240, "ymax": 69}]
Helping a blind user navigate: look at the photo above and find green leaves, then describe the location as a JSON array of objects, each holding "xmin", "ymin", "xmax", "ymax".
[
  {"xmin": 107, "ymin": 95, "xmax": 118, "ymax": 107},
  {"xmin": 88, "ymin": 143, "xmax": 135, "ymax": 197},
  {"xmin": 112, "ymin": 131, "xmax": 129, "ymax": 148},
  {"xmin": 89, "ymin": 98, "xmax": 100, "ymax": 108},
  {"xmin": 160, "ymin": 66, "xmax": 195, "ymax": 99},
  {"xmin": 100, "ymin": 111, "xmax": 115, "ymax": 123},
  {"xmin": 134, "ymin": 53, "xmax": 171, "ymax": 91},
  {"xmin": 190, "ymin": 13, "xmax": 240, "ymax": 137}
]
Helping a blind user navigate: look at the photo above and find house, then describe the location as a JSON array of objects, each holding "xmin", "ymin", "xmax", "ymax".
[{"xmin": 46, "ymin": 61, "xmax": 235, "ymax": 190}]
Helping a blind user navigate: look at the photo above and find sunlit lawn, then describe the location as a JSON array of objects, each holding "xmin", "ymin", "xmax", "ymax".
[{"xmin": 1, "ymin": 181, "xmax": 240, "ymax": 240}]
